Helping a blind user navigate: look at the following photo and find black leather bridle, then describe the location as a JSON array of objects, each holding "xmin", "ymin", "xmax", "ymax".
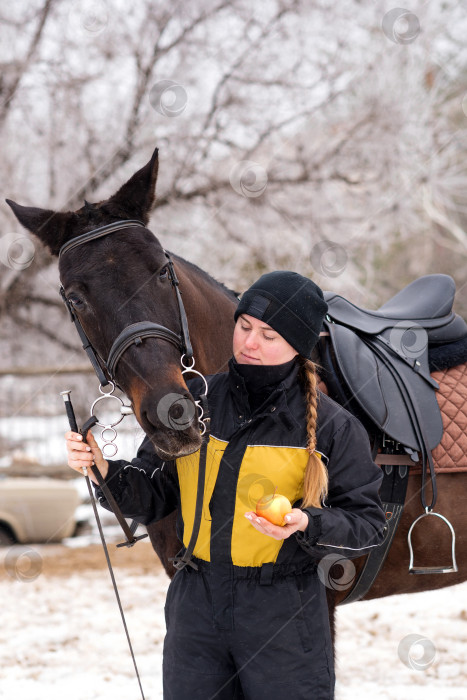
[
  {"xmin": 59, "ymin": 218, "xmax": 210, "ymax": 573},
  {"xmin": 59, "ymin": 219, "xmax": 194, "ymax": 387}
]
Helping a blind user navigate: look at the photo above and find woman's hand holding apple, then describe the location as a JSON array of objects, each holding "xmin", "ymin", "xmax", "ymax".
[{"xmin": 244, "ymin": 503, "xmax": 309, "ymax": 540}]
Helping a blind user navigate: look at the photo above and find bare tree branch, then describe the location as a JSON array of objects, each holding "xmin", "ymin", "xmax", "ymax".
[
  {"xmin": 0, "ymin": 0, "xmax": 56, "ymax": 125},
  {"xmin": 9, "ymin": 310, "xmax": 79, "ymax": 354}
]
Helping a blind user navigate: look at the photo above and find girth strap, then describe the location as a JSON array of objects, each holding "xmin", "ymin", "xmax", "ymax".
[{"xmin": 340, "ymin": 460, "xmax": 410, "ymax": 605}]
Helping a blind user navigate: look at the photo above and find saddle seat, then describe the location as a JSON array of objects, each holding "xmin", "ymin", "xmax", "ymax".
[{"xmin": 324, "ymin": 274, "xmax": 467, "ymax": 344}]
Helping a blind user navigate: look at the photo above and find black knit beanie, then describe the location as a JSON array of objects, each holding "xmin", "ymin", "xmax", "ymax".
[{"xmin": 234, "ymin": 271, "xmax": 328, "ymax": 359}]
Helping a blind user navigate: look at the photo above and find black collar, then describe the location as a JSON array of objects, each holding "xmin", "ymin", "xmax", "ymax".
[
  {"xmin": 231, "ymin": 356, "xmax": 298, "ymax": 389},
  {"xmin": 227, "ymin": 356, "xmax": 302, "ymax": 423}
]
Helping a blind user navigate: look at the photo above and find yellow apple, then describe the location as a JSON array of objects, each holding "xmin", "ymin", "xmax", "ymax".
[{"xmin": 256, "ymin": 493, "xmax": 292, "ymax": 526}]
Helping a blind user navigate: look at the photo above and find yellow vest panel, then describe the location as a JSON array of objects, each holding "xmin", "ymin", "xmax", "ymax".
[{"xmin": 176, "ymin": 436, "xmax": 309, "ymax": 566}]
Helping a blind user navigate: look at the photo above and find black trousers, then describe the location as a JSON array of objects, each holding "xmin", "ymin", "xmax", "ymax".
[{"xmin": 163, "ymin": 561, "xmax": 335, "ymax": 700}]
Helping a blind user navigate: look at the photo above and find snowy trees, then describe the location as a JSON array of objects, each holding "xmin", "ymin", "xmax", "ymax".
[{"xmin": 1, "ymin": 0, "xmax": 467, "ymax": 369}]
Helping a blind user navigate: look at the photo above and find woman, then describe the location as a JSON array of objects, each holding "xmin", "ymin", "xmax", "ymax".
[{"xmin": 65, "ymin": 271, "xmax": 386, "ymax": 700}]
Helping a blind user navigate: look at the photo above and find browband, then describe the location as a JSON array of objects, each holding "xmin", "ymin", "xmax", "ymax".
[{"xmin": 59, "ymin": 220, "xmax": 146, "ymax": 258}]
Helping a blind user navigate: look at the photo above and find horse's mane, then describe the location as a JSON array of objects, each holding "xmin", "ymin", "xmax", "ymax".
[{"xmin": 171, "ymin": 251, "xmax": 240, "ymax": 301}]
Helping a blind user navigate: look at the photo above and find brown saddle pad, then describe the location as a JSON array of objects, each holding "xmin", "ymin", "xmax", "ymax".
[
  {"xmin": 319, "ymin": 362, "xmax": 467, "ymax": 473},
  {"xmin": 426, "ymin": 362, "xmax": 467, "ymax": 473}
]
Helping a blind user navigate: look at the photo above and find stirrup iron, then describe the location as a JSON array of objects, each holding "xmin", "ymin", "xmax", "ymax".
[{"xmin": 408, "ymin": 509, "xmax": 458, "ymax": 574}]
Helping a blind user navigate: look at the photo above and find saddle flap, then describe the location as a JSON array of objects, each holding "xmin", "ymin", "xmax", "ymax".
[
  {"xmin": 328, "ymin": 324, "xmax": 390, "ymax": 428},
  {"xmin": 326, "ymin": 323, "xmax": 443, "ymax": 451}
]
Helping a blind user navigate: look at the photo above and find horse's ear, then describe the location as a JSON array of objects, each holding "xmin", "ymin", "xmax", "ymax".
[
  {"xmin": 5, "ymin": 199, "xmax": 74, "ymax": 256},
  {"xmin": 105, "ymin": 147, "xmax": 159, "ymax": 224}
]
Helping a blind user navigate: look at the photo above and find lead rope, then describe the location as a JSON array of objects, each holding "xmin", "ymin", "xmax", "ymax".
[
  {"xmin": 170, "ymin": 392, "xmax": 210, "ymax": 571},
  {"xmin": 61, "ymin": 391, "xmax": 146, "ymax": 700},
  {"xmin": 169, "ymin": 356, "xmax": 210, "ymax": 571}
]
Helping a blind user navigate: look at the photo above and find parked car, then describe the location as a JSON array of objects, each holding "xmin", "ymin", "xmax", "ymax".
[{"xmin": 0, "ymin": 477, "xmax": 80, "ymax": 545}]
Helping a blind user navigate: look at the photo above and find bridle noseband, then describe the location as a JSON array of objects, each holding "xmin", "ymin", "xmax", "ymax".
[{"xmin": 59, "ymin": 219, "xmax": 194, "ymax": 388}]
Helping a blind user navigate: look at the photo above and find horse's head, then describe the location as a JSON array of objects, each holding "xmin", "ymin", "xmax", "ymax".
[{"xmin": 6, "ymin": 148, "xmax": 204, "ymax": 459}]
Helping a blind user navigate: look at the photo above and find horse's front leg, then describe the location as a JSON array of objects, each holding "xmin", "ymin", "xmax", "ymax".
[{"xmin": 146, "ymin": 511, "xmax": 182, "ymax": 578}]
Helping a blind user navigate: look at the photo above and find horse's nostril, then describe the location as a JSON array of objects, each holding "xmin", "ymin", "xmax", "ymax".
[
  {"xmin": 169, "ymin": 403, "xmax": 185, "ymax": 421},
  {"xmin": 142, "ymin": 391, "xmax": 197, "ymax": 434}
]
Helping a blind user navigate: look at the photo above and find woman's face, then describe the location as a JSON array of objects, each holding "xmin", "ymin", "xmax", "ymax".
[{"xmin": 233, "ymin": 313, "xmax": 298, "ymax": 365}]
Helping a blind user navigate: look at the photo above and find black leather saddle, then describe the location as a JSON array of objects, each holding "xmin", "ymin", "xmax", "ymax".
[
  {"xmin": 320, "ymin": 274, "xmax": 467, "ymax": 457},
  {"xmin": 323, "ymin": 274, "xmax": 466, "ymax": 343}
]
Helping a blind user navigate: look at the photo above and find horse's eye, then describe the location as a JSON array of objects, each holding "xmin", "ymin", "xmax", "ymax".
[
  {"xmin": 159, "ymin": 266, "xmax": 169, "ymax": 279},
  {"xmin": 68, "ymin": 293, "xmax": 85, "ymax": 310}
]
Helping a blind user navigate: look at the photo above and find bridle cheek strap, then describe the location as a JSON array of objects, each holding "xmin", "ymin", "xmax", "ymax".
[
  {"xmin": 60, "ymin": 284, "xmax": 109, "ymax": 386},
  {"xmin": 164, "ymin": 252, "xmax": 193, "ymax": 361}
]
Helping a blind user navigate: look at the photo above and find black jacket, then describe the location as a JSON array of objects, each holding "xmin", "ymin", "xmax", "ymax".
[{"xmin": 96, "ymin": 359, "xmax": 386, "ymax": 568}]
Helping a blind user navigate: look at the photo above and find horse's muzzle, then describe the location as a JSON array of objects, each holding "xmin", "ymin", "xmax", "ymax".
[{"xmin": 139, "ymin": 391, "xmax": 203, "ymax": 458}]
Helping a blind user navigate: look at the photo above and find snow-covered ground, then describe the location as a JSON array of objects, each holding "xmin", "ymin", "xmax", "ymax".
[
  {"xmin": 0, "ymin": 412, "xmax": 465, "ymax": 699},
  {"xmin": 0, "ymin": 542, "xmax": 466, "ymax": 700}
]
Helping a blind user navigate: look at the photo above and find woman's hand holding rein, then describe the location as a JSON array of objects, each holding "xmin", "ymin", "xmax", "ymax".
[{"xmin": 65, "ymin": 430, "xmax": 109, "ymax": 484}]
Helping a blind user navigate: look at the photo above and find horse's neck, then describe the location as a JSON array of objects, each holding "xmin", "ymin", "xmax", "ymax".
[{"xmin": 173, "ymin": 254, "xmax": 237, "ymax": 375}]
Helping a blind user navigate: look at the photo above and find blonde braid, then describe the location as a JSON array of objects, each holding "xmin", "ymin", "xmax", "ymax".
[{"xmin": 298, "ymin": 357, "xmax": 328, "ymax": 509}]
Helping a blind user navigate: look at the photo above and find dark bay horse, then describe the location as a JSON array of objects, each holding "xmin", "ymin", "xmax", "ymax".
[
  {"xmin": 7, "ymin": 148, "xmax": 237, "ymax": 572},
  {"xmin": 7, "ymin": 148, "xmax": 467, "ymax": 620}
]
